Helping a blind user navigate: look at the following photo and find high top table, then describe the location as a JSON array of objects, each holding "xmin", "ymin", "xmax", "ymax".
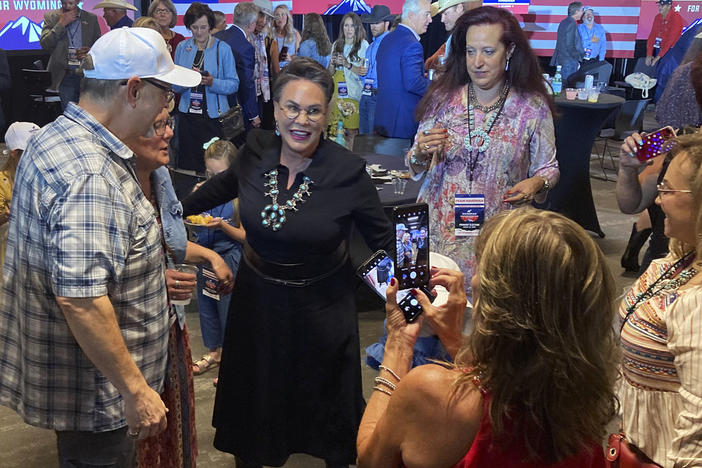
[{"xmin": 535, "ymin": 93, "xmax": 624, "ymax": 237}]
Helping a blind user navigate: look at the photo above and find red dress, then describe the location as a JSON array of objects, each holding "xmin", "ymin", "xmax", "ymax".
[{"xmin": 402, "ymin": 393, "xmax": 606, "ymax": 468}]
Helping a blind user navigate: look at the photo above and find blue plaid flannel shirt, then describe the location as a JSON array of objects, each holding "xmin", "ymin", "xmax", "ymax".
[{"xmin": 0, "ymin": 103, "xmax": 169, "ymax": 432}]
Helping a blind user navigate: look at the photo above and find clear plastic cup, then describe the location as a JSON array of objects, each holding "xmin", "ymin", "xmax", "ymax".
[
  {"xmin": 171, "ymin": 264, "xmax": 198, "ymax": 306},
  {"xmin": 587, "ymin": 90, "xmax": 600, "ymax": 103},
  {"xmin": 565, "ymin": 88, "xmax": 577, "ymax": 100},
  {"xmin": 577, "ymin": 88, "xmax": 589, "ymax": 100}
]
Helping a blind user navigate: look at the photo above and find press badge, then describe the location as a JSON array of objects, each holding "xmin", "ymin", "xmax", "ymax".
[
  {"xmin": 189, "ymin": 91, "xmax": 204, "ymax": 114},
  {"xmin": 362, "ymin": 78, "xmax": 374, "ymax": 96},
  {"xmin": 337, "ymin": 81, "xmax": 348, "ymax": 98},
  {"xmin": 67, "ymin": 47, "xmax": 80, "ymax": 67},
  {"xmin": 454, "ymin": 194, "xmax": 485, "ymax": 237},
  {"xmin": 202, "ymin": 267, "xmax": 220, "ymax": 301}
]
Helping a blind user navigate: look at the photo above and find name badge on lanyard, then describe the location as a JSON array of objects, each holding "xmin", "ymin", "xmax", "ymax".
[
  {"xmin": 454, "ymin": 194, "xmax": 485, "ymax": 238},
  {"xmin": 362, "ymin": 78, "xmax": 374, "ymax": 96},
  {"xmin": 189, "ymin": 91, "xmax": 204, "ymax": 114},
  {"xmin": 337, "ymin": 81, "xmax": 348, "ymax": 98},
  {"xmin": 67, "ymin": 47, "xmax": 80, "ymax": 67}
]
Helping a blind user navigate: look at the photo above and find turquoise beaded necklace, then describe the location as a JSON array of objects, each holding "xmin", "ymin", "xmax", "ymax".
[
  {"xmin": 260, "ymin": 169, "xmax": 313, "ymax": 231},
  {"xmin": 463, "ymin": 81, "xmax": 510, "ymax": 154}
]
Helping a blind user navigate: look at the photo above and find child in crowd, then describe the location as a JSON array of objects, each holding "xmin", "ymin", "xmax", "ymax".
[
  {"xmin": 191, "ymin": 138, "xmax": 245, "ymax": 385},
  {"xmin": 0, "ymin": 122, "xmax": 39, "ymax": 267}
]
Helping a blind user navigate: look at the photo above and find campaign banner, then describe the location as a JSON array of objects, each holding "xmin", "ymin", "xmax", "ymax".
[
  {"xmin": 0, "ymin": 0, "xmax": 127, "ymax": 50},
  {"xmin": 636, "ymin": 0, "xmax": 701, "ymax": 39}
]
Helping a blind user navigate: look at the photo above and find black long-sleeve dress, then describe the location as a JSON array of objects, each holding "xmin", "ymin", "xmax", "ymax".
[{"xmin": 182, "ymin": 129, "xmax": 394, "ymax": 466}]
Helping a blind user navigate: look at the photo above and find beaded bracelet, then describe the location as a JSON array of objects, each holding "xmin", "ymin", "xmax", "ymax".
[
  {"xmin": 409, "ymin": 147, "xmax": 427, "ymax": 167},
  {"xmin": 374, "ymin": 376, "xmax": 397, "ymax": 391},
  {"xmin": 373, "ymin": 385, "xmax": 393, "ymax": 397},
  {"xmin": 379, "ymin": 365, "xmax": 401, "ymax": 382}
]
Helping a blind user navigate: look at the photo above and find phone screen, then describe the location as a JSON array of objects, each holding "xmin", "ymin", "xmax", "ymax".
[
  {"xmin": 636, "ymin": 126, "xmax": 676, "ymax": 162},
  {"xmin": 393, "ymin": 203, "xmax": 430, "ymax": 290},
  {"xmin": 356, "ymin": 250, "xmax": 422, "ymax": 322}
]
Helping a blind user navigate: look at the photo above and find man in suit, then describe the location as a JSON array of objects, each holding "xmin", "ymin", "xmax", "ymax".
[
  {"xmin": 375, "ymin": 0, "xmax": 431, "ymax": 156},
  {"xmin": 216, "ymin": 1, "xmax": 261, "ymax": 142},
  {"xmin": 40, "ymin": 0, "xmax": 101, "ymax": 110},
  {"xmin": 550, "ymin": 1, "xmax": 584, "ymax": 83}
]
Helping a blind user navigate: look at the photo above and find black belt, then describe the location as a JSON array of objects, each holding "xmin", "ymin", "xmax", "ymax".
[{"xmin": 243, "ymin": 241, "xmax": 348, "ymax": 287}]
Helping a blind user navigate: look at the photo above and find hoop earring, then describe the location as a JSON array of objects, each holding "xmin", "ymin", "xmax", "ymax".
[{"xmin": 275, "ymin": 121, "xmax": 280, "ymax": 136}]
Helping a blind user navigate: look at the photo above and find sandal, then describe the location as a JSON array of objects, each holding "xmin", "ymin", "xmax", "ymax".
[{"xmin": 192, "ymin": 354, "xmax": 219, "ymax": 375}]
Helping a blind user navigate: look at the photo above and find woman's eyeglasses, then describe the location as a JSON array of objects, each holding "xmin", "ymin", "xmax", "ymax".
[
  {"xmin": 153, "ymin": 117, "xmax": 175, "ymax": 136},
  {"xmin": 153, "ymin": 8, "xmax": 171, "ymax": 15},
  {"xmin": 276, "ymin": 102, "xmax": 324, "ymax": 122},
  {"xmin": 657, "ymin": 182, "xmax": 692, "ymax": 195}
]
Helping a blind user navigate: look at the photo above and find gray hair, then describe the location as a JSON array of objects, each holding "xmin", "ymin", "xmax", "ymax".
[
  {"xmin": 233, "ymin": 2, "xmax": 260, "ymax": 28},
  {"xmin": 147, "ymin": 0, "xmax": 178, "ymax": 28},
  {"xmin": 78, "ymin": 55, "xmax": 124, "ymax": 103},
  {"xmin": 567, "ymin": 2, "xmax": 583, "ymax": 16},
  {"xmin": 402, "ymin": 0, "xmax": 425, "ymax": 21}
]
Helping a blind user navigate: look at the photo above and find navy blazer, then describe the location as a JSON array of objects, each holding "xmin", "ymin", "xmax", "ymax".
[
  {"xmin": 216, "ymin": 25, "xmax": 258, "ymax": 124},
  {"xmin": 550, "ymin": 16, "xmax": 583, "ymax": 67},
  {"xmin": 374, "ymin": 25, "xmax": 430, "ymax": 139}
]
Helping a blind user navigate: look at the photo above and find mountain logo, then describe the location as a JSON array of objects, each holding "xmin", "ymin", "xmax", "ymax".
[
  {"xmin": 0, "ymin": 16, "xmax": 44, "ymax": 51},
  {"xmin": 324, "ymin": 0, "xmax": 372, "ymax": 15}
]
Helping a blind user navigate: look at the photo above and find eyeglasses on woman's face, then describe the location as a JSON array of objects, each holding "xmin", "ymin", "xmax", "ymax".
[
  {"xmin": 154, "ymin": 8, "xmax": 171, "ymax": 15},
  {"xmin": 276, "ymin": 102, "xmax": 324, "ymax": 122},
  {"xmin": 152, "ymin": 116, "xmax": 175, "ymax": 137},
  {"xmin": 657, "ymin": 181, "xmax": 692, "ymax": 196}
]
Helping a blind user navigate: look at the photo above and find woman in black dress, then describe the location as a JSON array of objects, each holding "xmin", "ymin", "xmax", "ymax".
[{"xmin": 182, "ymin": 57, "xmax": 394, "ymax": 468}]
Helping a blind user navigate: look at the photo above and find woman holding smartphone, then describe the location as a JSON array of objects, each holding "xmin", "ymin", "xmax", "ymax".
[
  {"xmin": 328, "ymin": 12, "xmax": 368, "ymax": 151},
  {"xmin": 271, "ymin": 4, "xmax": 301, "ymax": 70},
  {"xmin": 173, "ymin": 2, "xmax": 238, "ymax": 173}
]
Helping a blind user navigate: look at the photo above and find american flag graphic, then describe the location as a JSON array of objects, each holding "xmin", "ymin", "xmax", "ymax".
[{"xmin": 515, "ymin": 0, "xmax": 641, "ymax": 58}]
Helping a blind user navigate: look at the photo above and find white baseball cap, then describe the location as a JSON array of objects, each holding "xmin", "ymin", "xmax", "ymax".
[
  {"xmin": 5, "ymin": 122, "xmax": 40, "ymax": 151},
  {"xmin": 83, "ymin": 27, "xmax": 201, "ymax": 88}
]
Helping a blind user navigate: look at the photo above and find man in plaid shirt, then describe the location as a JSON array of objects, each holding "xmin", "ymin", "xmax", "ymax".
[{"xmin": 0, "ymin": 28, "xmax": 199, "ymax": 467}]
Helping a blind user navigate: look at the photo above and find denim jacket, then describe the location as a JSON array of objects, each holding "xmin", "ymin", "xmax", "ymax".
[
  {"xmin": 173, "ymin": 37, "xmax": 239, "ymax": 119},
  {"xmin": 152, "ymin": 166, "xmax": 188, "ymax": 328}
]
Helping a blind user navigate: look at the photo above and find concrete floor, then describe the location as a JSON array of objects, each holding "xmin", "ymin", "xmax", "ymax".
[{"xmin": 0, "ymin": 117, "xmax": 656, "ymax": 467}]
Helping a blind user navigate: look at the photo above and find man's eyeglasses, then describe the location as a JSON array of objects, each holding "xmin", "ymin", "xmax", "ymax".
[
  {"xmin": 153, "ymin": 116, "xmax": 175, "ymax": 136},
  {"xmin": 153, "ymin": 8, "xmax": 171, "ymax": 15},
  {"xmin": 144, "ymin": 78, "xmax": 175, "ymax": 104},
  {"xmin": 276, "ymin": 102, "xmax": 324, "ymax": 122},
  {"xmin": 657, "ymin": 182, "xmax": 692, "ymax": 195}
]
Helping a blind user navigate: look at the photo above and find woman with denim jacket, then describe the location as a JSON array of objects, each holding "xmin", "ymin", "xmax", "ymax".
[
  {"xmin": 125, "ymin": 106, "xmax": 235, "ymax": 468},
  {"xmin": 173, "ymin": 2, "xmax": 239, "ymax": 173}
]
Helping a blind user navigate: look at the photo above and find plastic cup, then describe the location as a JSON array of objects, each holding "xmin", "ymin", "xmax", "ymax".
[
  {"xmin": 392, "ymin": 177, "xmax": 401, "ymax": 194},
  {"xmin": 399, "ymin": 179, "xmax": 407, "ymax": 194},
  {"xmin": 171, "ymin": 264, "xmax": 198, "ymax": 306},
  {"xmin": 577, "ymin": 88, "xmax": 589, "ymax": 100},
  {"xmin": 565, "ymin": 88, "xmax": 577, "ymax": 100},
  {"xmin": 587, "ymin": 90, "xmax": 600, "ymax": 103}
]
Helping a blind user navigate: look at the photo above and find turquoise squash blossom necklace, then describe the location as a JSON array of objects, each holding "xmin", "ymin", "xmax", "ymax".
[
  {"xmin": 464, "ymin": 80, "xmax": 510, "ymax": 153},
  {"xmin": 261, "ymin": 169, "xmax": 313, "ymax": 231}
]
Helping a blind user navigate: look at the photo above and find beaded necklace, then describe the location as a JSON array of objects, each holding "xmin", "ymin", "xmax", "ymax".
[
  {"xmin": 620, "ymin": 250, "xmax": 697, "ymax": 333},
  {"xmin": 463, "ymin": 81, "xmax": 510, "ymax": 154},
  {"xmin": 260, "ymin": 169, "xmax": 313, "ymax": 232}
]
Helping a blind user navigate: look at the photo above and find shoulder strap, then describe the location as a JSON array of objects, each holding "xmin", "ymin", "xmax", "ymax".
[{"xmin": 216, "ymin": 41, "xmax": 221, "ymax": 114}]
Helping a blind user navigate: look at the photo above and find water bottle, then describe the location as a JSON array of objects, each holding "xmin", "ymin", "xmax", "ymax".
[
  {"xmin": 335, "ymin": 120, "xmax": 346, "ymax": 148},
  {"xmin": 552, "ymin": 65, "xmax": 562, "ymax": 96}
]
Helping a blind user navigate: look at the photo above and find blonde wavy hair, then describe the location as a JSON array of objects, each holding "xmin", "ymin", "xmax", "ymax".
[
  {"xmin": 454, "ymin": 208, "xmax": 619, "ymax": 463},
  {"xmin": 666, "ymin": 133, "xmax": 702, "ymax": 259},
  {"xmin": 271, "ymin": 4, "xmax": 296, "ymax": 45}
]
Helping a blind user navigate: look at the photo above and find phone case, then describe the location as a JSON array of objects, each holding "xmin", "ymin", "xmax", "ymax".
[{"xmin": 636, "ymin": 126, "xmax": 676, "ymax": 162}]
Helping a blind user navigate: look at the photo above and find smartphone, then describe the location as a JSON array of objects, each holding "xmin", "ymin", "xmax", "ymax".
[
  {"xmin": 280, "ymin": 46, "xmax": 289, "ymax": 59},
  {"xmin": 199, "ymin": 70, "xmax": 210, "ymax": 76},
  {"xmin": 636, "ymin": 126, "xmax": 676, "ymax": 162},
  {"xmin": 356, "ymin": 250, "xmax": 423, "ymax": 323},
  {"xmin": 393, "ymin": 203, "xmax": 430, "ymax": 290}
]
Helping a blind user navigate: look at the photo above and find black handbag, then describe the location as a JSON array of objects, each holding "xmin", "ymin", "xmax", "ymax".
[{"xmin": 215, "ymin": 41, "xmax": 245, "ymax": 140}]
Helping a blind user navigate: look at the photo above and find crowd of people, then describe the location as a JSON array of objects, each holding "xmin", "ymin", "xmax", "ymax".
[{"xmin": 0, "ymin": 0, "xmax": 701, "ymax": 467}]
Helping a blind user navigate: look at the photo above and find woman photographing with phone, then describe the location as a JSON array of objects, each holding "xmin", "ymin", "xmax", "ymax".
[
  {"xmin": 357, "ymin": 208, "xmax": 618, "ymax": 467},
  {"xmin": 173, "ymin": 2, "xmax": 238, "ymax": 173},
  {"xmin": 615, "ymin": 133, "xmax": 702, "ymax": 466}
]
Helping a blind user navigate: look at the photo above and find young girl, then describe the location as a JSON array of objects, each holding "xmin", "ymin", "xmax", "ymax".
[{"xmin": 191, "ymin": 138, "xmax": 245, "ymax": 385}]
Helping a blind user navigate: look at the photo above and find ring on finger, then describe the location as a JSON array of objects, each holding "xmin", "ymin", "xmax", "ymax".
[
  {"xmin": 424, "ymin": 143, "xmax": 430, "ymax": 150},
  {"xmin": 127, "ymin": 429, "xmax": 140, "ymax": 440},
  {"xmin": 175, "ymin": 280, "xmax": 180, "ymax": 289}
]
